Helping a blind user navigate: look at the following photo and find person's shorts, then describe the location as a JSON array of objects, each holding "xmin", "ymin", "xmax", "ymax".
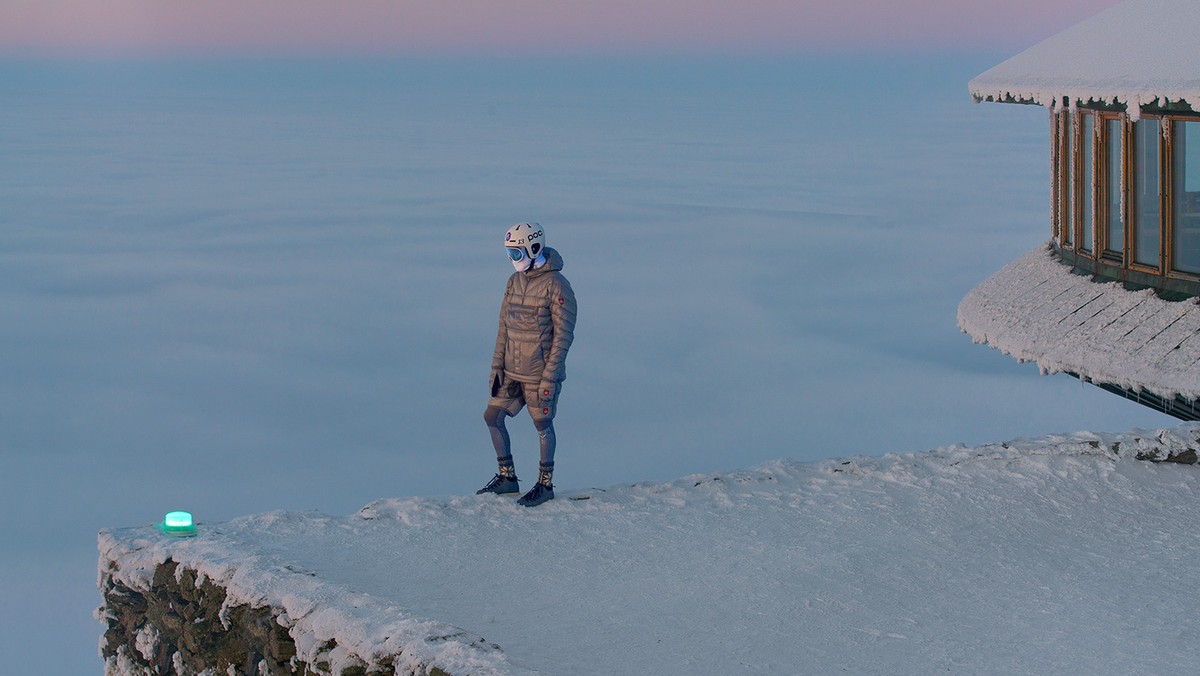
[{"xmin": 488, "ymin": 378, "xmax": 561, "ymax": 422}]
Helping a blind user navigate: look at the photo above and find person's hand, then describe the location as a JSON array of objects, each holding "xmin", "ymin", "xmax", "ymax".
[
  {"xmin": 490, "ymin": 370, "xmax": 503, "ymax": 397},
  {"xmin": 538, "ymin": 381, "xmax": 556, "ymax": 404}
]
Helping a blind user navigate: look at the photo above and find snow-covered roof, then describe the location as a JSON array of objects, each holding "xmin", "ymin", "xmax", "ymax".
[
  {"xmin": 958, "ymin": 244, "xmax": 1200, "ymax": 402},
  {"xmin": 969, "ymin": 0, "xmax": 1200, "ymax": 114},
  {"xmin": 101, "ymin": 430, "xmax": 1200, "ymax": 674}
]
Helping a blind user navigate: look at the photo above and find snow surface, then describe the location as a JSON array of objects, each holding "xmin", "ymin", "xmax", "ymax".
[
  {"xmin": 101, "ymin": 426, "xmax": 1200, "ymax": 675},
  {"xmin": 969, "ymin": 0, "xmax": 1200, "ymax": 117},
  {"xmin": 958, "ymin": 243, "xmax": 1200, "ymax": 403}
]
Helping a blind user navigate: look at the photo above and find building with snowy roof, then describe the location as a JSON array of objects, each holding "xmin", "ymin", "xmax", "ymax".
[{"xmin": 959, "ymin": 0, "xmax": 1200, "ymax": 420}]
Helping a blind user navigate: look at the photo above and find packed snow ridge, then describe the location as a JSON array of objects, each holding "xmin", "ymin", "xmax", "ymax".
[
  {"xmin": 958, "ymin": 243, "xmax": 1200, "ymax": 403},
  {"xmin": 99, "ymin": 425, "xmax": 1200, "ymax": 674}
]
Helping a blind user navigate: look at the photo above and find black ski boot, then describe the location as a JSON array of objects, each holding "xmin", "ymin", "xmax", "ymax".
[
  {"xmin": 517, "ymin": 462, "xmax": 555, "ymax": 507},
  {"xmin": 477, "ymin": 455, "xmax": 520, "ymax": 495}
]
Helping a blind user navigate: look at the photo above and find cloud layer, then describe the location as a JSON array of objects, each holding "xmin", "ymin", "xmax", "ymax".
[{"xmin": 0, "ymin": 54, "xmax": 1172, "ymax": 671}]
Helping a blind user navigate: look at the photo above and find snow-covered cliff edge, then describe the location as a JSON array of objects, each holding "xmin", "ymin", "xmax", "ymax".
[{"xmin": 99, "ymin": 426, "xmax": 1200, "ymax": 675}]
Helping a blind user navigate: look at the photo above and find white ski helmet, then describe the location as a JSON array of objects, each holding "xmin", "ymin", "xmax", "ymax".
[{"xmin": 504, "ymin": 222, "xmax": 545, "ymax": 263}]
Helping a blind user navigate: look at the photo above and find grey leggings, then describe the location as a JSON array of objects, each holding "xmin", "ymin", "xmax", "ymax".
[{"xmin": 484, "ymin": 405, "xmax": 555, "ymax": 465}]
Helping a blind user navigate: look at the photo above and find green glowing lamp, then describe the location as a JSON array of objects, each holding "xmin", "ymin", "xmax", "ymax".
[{"xmin": 161, "ymin": 510, "xmax": 196, "ymax": 537}]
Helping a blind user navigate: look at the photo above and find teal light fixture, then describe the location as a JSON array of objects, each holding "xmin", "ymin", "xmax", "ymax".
[{"xmin": 161, "ymin": 510, "xmax": 196, "ymax": 537}]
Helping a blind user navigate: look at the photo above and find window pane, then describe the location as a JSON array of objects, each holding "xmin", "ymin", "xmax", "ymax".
[
  {"xmin": 1063, "ymin": 114, "xmax": 1073, "ymax": 245},
  {"xmin": 1081, "ymin": 113, "xmax": 1094, "ymax": 251},
  {"xmin": 1051, "ymin": 113, "xmax": 1060, "ymax": 242},
  {"xmin": 1105, "ymin": 118, "xmax": 1123, "ymax": 255},
  {"xmin": 1173, "ymin": 120, "xmax": 1200, "ymax": 274},
  {"xmin": 1133, "ymin": 118, "xmax": 1160, "ymax": 267}
]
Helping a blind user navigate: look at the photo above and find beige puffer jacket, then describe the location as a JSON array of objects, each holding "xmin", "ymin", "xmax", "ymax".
[{"xmin": 491, "ymin": 247, "xmax": 577, "ymax": 386}]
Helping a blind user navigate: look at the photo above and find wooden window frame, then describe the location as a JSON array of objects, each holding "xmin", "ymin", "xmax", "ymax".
[
  {"xmin": 1164, "ymin": 115, "xmax": 1200, "ymax": 281},
  {"xmin": 1097, "ymin": 112, "xmax": 1125, "ymax": 262},
  {"xmin": 1076, "ymin": 111, "xmax": 1098, "ymax": 258},
  {"xmin": 1060, "ymin": 110, "xmax": 1075, "ymax": 247},
  {"xmin": 1055, "ymin": 107, "xmax": 1200, "ymax": 293},
  {"xmin": 1128, "ymin": 114, "xmax": 1164, "ymax": 275},
  {"xmin": 1051, "ymin": 111, "xmax": 1060, "ymax": 242}
]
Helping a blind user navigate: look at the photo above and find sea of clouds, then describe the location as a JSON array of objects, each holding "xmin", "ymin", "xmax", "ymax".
[{"xmin": 0, "ymin": 55, "xmax": 1175, "ymax": 671}]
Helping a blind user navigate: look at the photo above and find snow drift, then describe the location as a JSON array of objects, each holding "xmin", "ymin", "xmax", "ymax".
[{"xmin": 99, "ymin": 426, "xmax": 1200, "ymax": 675}]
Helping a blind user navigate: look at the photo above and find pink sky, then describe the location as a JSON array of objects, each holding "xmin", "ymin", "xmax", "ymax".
[{"xmin": 0, "ymin": 0, "xmax": 1123, "ymax": 56}]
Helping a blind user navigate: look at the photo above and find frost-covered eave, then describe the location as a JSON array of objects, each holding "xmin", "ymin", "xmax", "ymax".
[
  {"xmin": 966, "ymin": 0, "xmax": 1200, "ymax": 119},
  {"xmin": 969, "ymin": 78, "xmax": 1199, "ymax": 118},
  {"xmin": 958, "ymin": 244, "xmax": 1200, "ymax": 406}
]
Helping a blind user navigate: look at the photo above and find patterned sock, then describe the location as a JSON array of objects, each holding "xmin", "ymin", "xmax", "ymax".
[
  {"xmin": 498, "ymin": 455, "xmax": 517, "ymax": 480},
  {"xmin": 537, "ymin": 461, "xmax": 554, "ymax": 487}
]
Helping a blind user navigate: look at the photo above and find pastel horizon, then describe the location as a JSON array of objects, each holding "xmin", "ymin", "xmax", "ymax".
[{"xmin": 1, "ymin": 0, "xmax": 1122, "ymax": 56}]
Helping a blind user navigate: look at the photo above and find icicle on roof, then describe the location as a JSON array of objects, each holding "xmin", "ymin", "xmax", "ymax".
[{"xmin": 969, "ymin": 0, "xmax": 1200, "ymax": 116}]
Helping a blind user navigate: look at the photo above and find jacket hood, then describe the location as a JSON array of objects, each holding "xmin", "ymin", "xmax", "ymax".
[{"xmin": 530, "ymin": 247, "xmax": 565, "ymax": 275}]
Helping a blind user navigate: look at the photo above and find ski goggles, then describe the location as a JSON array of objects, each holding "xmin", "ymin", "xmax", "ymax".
[{"xmin": 506, "ymin": 247, "xmax": 527, "ymax": 262}]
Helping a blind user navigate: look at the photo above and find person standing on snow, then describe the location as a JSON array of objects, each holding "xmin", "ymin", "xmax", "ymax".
[{"xmin": 477, "ymin": 222, "xmax": 577, "ymax": 507}]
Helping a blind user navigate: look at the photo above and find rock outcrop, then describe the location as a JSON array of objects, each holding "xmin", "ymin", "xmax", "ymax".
[{"xmin": 99, "ymin": 557, "xmax": 457, "ymax": 675}]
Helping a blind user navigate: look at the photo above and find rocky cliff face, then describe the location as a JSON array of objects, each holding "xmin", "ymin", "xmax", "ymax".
[{"xmin": 98, "ymin": 558, "xmax": 453, "ymax": 676}]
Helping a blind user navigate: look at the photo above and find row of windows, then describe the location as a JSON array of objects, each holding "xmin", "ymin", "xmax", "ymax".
[{"xmin": 1052, "ymin": 109, "xmax": 1200, "ymax": 278}]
